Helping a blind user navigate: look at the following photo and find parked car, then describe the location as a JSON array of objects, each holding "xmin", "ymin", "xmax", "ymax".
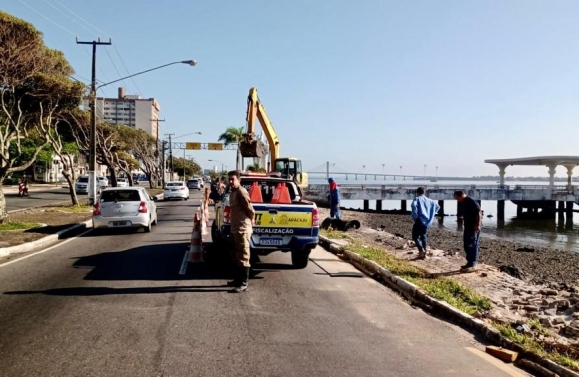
[
  {"xmin": 187, "ymin": 178, "xmax": 202, "ymax": 190},
  {"xmin": 97, "ymin": 176, "xmax": 108, "ymax": 188},
  {"xmin": 92, "ymin": 187, "xmax": 158, "ymax": 233},
  {"xmin": 117, "ymin": 178, "xmax": 129, "ymax": 187},
  {"xmin": 75, "ymin": 176, "xmax": 101, "ymax": 195},
  {"xmin": 164, "ymin": 181, "xmax": 189, "ymax": 201}
]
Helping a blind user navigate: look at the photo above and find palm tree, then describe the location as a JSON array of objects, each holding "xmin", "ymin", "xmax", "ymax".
[{"xmin": 218, "ymin": 126, "xmax": 244, "ymax": 170}]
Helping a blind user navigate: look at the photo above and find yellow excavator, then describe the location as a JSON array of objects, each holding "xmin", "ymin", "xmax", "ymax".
[{"xmin": 240, "ymin": 87, "xmax": 308, "ymax": 188}]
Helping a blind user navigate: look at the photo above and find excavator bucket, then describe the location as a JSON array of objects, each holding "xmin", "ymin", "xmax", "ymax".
[{"xmin": 239, "ymin": 139, "xmax": 268, "ymax": 158}]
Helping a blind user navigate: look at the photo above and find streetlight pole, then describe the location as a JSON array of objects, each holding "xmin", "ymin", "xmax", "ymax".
[
  {"xmin": 208, "ymin": 159, "xmax": 224, "ymax": 172},
  {"xmin": 80, "ymin": 59, "xmax": 197, "ymax": 203}
]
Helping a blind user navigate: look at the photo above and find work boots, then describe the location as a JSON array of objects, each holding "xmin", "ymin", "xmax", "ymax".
[
  {"xmin": 232, "ymin": 267, "xmax": 250, "ymax": 293},
  {"xmin": 226, "ymin": 266, "xmax": 242, "ymax": 287}
]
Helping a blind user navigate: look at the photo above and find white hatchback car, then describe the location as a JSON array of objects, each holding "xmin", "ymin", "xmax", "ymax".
[
  {"xmin": 116, "ymin": 178, "xmax": 129, "ymax": 187},
  {"xmin": 164, "ymin": 181, "xmax": 189, "ymax": 201},
  {"xmin": 92, "ymin": 187, "xmax": 158, "ymax": 232}
]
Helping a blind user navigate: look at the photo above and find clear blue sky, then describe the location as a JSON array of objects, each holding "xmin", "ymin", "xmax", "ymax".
[{"xmin": 4, "ymin": 0, "xmax": 579, "ymax": 177}]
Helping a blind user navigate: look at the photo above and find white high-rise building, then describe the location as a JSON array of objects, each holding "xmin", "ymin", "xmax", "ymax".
[{"xmin": 93, "ymin": 87, "xmax": 161, "ymax": 138}]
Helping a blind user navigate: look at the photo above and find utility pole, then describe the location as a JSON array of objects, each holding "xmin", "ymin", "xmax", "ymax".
[
  {"xmin": 165, "ymin": 133, "xmax": 175, "ymax": 181},
  {"xmin": 151, "ymin": 118, "xmax": 165, "ymax": 187},
  {"xmin": 161, "ymin": 140, "xmax": 167, "ymax": 188},
  {"xmin": 76, "ymin": 37, "xmax": 111, "ymax": 205}
]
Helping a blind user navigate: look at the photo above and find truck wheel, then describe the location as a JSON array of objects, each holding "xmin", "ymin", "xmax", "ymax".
[{"xmin": 291, "ymin": 250, "xmax": 310, "ymax": 269}]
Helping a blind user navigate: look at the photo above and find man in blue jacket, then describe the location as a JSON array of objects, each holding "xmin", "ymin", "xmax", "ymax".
[
  {"xmin": 328, "ymin": 178, "xmax": 341, "ymax": 219},
  {"xmin": 411, "ymin": 187, "xmax": 440, "ymax": 259}
]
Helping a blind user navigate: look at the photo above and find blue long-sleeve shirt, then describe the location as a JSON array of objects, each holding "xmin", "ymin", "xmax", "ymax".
[
  {"xmin": 411, "ymin": 195, "xmax": 440, "ymax": 227},
  {"xmin": 329, "ymin": 188, "xmax": 340, "ymax": 206}
]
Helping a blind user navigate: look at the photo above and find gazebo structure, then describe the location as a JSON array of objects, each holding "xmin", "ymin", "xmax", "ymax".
[
  {"xmin": 485, "ymin": 156, "xmax": 579, "ymax": 187},
  {"xmin": 485, "ymin": 156, "xmax": 579, "ymax": 220}
]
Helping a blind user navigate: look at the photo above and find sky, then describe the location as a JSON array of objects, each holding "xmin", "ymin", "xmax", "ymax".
[{"xmin": 3, "ymin": 0, "xmax": 579, "ymax": 178}]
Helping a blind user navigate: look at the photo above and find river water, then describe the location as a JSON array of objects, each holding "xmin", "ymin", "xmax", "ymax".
[{"xmin": 313, "ymin": 178, "xmax": 579, "ymax": 253}]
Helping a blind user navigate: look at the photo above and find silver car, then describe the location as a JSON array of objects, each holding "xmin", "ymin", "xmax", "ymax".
[
  {"xmin": 92, "ymin": 187, "xmax": 158, "ymax": 232},
  {"xmin": 187, "ymin": 179, "xmax": 202, "ymax": 190},
  {"xmin": 76, "ymin": 176, "xmax": 101, "ymax": 195},
  {"xmin": 164, "ymin": 181, "xmax": 190, "ymax": 200}
]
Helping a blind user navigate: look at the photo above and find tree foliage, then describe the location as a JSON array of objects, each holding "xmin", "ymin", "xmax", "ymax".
[
  {"xmin": 218, "ymin": 126, "xmax": 244, "ymax": 170},
  {"xmin": 0, "ymin": 10, "xmax": 83, "ymax": 222}
]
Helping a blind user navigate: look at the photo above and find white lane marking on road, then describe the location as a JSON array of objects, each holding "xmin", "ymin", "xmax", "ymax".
[
  {"xmin": 0, "ymin": 229, "xmax": 93, "ymax": 269},
  {"xmin": 465, "ymin": 347, "xmax": 529, "ymax": 377}
]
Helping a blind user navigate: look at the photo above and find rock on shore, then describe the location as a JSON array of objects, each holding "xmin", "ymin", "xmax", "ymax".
[{"xmin": 322, "ymin": 209, "xmax": 579, "ymax": 287}]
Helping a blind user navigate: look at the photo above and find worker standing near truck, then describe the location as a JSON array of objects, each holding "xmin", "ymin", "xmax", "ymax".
[
  {"xmin": 328, "ymin": 178, "xmax": 341, "ymax": 219},
  {"xmin": 227, "ymin": 170, "xmax": 255, "ymax": 292}
]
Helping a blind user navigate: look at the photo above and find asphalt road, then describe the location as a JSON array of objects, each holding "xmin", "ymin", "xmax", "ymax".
[
  {"xmin": 5, "ymin": 187, "xmax": 75, "ymax": 212},
  {"xmin": 0, "ymin": 191, "xmax": 531, "ymax": 377}
]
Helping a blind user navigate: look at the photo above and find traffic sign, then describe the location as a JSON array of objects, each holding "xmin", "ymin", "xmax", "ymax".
[
  {"xmin": 208, "ymin": 143, "xmax": 223, "ymax": 150},
  {"xmin": 186, "ymin": 142, "xmax": 201, "ymax": 150}
]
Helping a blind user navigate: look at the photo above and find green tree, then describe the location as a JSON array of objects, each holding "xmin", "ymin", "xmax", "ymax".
[
  {"xmin": 0, "ymin": 10, "xmax": 84, "ymax": 222},
  {"xmin": 172, "ymin": 157, "xmax": 202, "ymax": 179},
  {"xmin": 217, "ymin": 126, "xmax": 244, "ymax": 170}
]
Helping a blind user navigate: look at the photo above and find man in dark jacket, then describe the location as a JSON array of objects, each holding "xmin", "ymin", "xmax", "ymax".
[{"xmin": 454, "ymin": 190, "xmax": 482, "ymax": 272}]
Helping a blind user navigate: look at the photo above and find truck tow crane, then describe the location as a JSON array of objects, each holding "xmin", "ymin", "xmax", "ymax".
[{"xmin": 239, "ymin": 87, "xmax": 308, "ymax": 188}]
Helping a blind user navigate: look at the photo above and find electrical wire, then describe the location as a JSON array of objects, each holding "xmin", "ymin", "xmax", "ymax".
[{"xmin": 17, "ymin": 0, "xmax": 75, "ymax": 36}]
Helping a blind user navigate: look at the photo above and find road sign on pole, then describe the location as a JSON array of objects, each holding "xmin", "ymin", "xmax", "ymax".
[
  {"xmin": 208, "ymin": 143, "xmax": 223, "ymax": 150},
  {"xmin": 186, "ymin": 142, "xmax": 202, "ymax": 150}
]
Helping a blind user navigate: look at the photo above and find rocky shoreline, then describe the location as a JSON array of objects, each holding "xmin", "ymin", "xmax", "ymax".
[{"xmin": 326, "ymin": 208, "xmax": 579, "ymax": 287}]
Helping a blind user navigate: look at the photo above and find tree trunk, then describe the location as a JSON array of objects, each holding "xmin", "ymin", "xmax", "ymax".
[
  {"xmin": 63, "ymin": 173, "xmax": 79, "ymax": 206},
  {"xmin": 126, "ymin": 173, "xmax": 134, "ymax": 187},
  {"xmin": 108, "ymin": 166, "xmax": 117, "ymax": 187},
  {"xmin": 236, "ymin": 148, "xmax": 240, "ymax": 171},
  {"xmin": 147, "ymin": 172, "xmax": 154, "ymax": 188},
  {"xmin": 0, "ymin": 179, "xmax": 8, "ymax": 224}
]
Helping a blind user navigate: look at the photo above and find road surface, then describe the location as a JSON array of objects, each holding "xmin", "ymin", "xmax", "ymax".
[
  {"xmin": 5, "ymin": 187, "xmax": 74, "ymax": 212},
  {"xmin": 0, "ymin": 191, "xmax": 531, "ymax": 376}
]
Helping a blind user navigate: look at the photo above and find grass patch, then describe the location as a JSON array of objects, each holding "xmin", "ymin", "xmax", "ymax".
[
  {"xmin": 45, "ymin": 205, "xmax": 92, "ymax": 213},
  {"xmin": 493, "ymin": 322, "xmax": 579, "ymax": 370},
  {"xmin": 320, "ymin": 228, "xmax": 353, "ymax": 240},
  {"xmin": 345, "ymin": 242, "xmax": 491, "ymax": 315},
  {"xmin": 0, "ymin": 222, "xmax": 39, "ymax": 231}
]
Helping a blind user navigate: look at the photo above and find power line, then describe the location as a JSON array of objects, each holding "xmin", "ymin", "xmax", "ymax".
[
  {"xmin": 113, "ymin": 44, "xmax": 142, "ymax": 95},
  {"xmin": 17, "ymin": 0, "xmax": 75, "ymax": 36},
  {"xmin": 104, "ymin": 48, "xmax": 131, "ymax": 93},
  {"xmin": 42, "ymin": 0, "xmax": 97, "ymax": 37},
  {"xmin": 52, "ymin": 0, "xmax": 109, "ymax": 36}
]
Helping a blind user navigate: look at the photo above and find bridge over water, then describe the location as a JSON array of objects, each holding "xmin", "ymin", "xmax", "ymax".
[{"xmin": 304, "ymin": 156, "xmax": 579, "ymax": 221}]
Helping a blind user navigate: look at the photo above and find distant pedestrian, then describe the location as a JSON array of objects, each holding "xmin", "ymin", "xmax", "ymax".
[
  {"xmin": 328, "ymin": 178, "xmax": 341, "ymax": 219},
  {"xmin": 227, "ymin": 170, "xmax": 255, "ymax": 292},
  {"xmin": 411, "ymin": 187, "xmax": 440, "ymax": 259},
  {"xmin": 453, "ymin": 190, "xmax": 482, "ymax": 272}
]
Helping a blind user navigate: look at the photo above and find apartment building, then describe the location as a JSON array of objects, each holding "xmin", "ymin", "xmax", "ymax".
[{"xmin": 93, "ymin": 87, "xmax": 161, "ymax": 138}]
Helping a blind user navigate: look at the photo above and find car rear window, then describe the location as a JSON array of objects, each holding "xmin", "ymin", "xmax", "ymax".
[
  {"xmin": 100, "ymin": 190, "xmax": 141, "ymax": 202},
  {"xmin": 78, "ymin": 177, "xmax": 89, "ymax": 183},
  {"xmin": 240, "ymin": 179, "xmax": 298, "ymax": 203},
  {"xmin": 167, "ymin": 182, "xmax": 183, "ymax": 187}
]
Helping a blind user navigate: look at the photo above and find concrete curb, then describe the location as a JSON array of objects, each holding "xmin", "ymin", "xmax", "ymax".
[
  {"xmin": 318, "ymin": 235, "xmax": 579, "ymax": 377},
  {"xmin": 0, "ymin": 220, "xmax": 92, "ymax": 259}
]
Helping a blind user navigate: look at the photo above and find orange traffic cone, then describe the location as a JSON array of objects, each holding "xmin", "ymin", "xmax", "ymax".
[
  {"xmin": 188, "ymin": 213, "xmax": 204, "ymax": 263},
  {"xmin": 200, "ymin": 206, "xmax": 208, "ymax": 235},
  {"xmin": 249, "ymin": 181, "xmax": 263, "ymax": 203},
  {"xmin": 278, "ymin": 182, "xmax": 291, "ymax": 204},
  {"xmin": 271, "ymin": 183, "xmax": 282, "ymax": 203}
]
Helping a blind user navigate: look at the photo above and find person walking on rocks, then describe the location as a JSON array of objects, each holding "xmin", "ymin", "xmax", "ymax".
[
  {"xmin": 453, "ymin": 190, "xmax": 482, "ymax": 272},
  {"xmin": 328, "ymin": 178, "xmax": 341, "ymax": 219},
  {"xmin": 227, "ymin": 170, "xmax": 255, "ymax": 292},
  {"xmin": 411, "ymin": 187, "xmax": 440, "ymax": 259}
]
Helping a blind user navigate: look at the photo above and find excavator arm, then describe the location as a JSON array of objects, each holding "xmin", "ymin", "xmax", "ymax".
[{"xmin": 240, "ymin": 87, "xmax": 280, "ymax": 162}]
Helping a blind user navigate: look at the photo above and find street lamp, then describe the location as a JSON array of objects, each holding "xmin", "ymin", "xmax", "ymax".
[
  {"xmin": 209, "ymin": 159, "xmax": 224, "ymax": 172},
  {"xmin": 168, "ymin": 131, "xmax": 202, "ymax": 182},
  {"xmin": 87, "ymin": 60, "xmax": 198, "ymax": 205}
]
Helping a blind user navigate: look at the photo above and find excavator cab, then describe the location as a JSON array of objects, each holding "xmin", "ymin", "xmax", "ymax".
[{"xmin": 274, "ymin": 158, "xmax": 308, "ymax": 188}]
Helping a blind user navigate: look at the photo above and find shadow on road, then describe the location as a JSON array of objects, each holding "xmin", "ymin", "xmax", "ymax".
[{"xmin": 3, "ymin": 285, "xmax": 232, "ymax": 296}]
